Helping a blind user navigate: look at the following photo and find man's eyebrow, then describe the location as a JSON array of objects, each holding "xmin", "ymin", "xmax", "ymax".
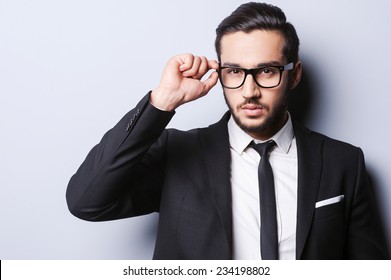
[
  {"xmin": 221, "ymin": 61, "xmax": 284, "ymax": 68},
  {"xmin": 256, "ymin": 61, "xmax": 284, "ymax": 67},
  {"xmin": 221, "ymin": 62, "xmax": 241, "ymax": 67}
]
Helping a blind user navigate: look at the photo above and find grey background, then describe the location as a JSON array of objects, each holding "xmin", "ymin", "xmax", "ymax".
[{"xmin": 0, "ymin": 0, "xmax": 390, "ymax": 259}]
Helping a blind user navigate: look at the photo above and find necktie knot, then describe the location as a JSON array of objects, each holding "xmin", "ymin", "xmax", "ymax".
[{"xmin": 251, "ymin": 140, "xmax": 276, "ymax": 157}]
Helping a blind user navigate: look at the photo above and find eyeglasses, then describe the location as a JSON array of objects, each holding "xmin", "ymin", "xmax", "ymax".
[{"xmin": 218, "ymin": 62, "xmax": 294, "ymax": 89}]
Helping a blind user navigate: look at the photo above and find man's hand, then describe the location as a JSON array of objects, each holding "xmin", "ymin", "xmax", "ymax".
[{"xmin": 150, "ymin": 54, "xmax": 219, "ymax": 111}]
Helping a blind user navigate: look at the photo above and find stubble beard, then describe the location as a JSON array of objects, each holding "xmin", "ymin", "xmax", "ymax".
[{"xmin": 224, "ymin": 93, "xmax": 288, "ymax": 138}]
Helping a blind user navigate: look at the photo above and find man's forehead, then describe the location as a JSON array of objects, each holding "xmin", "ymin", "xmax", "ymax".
[
  {"xmin": 219, "ymin": 30, "xmax": 286, "ymax": 66},
  {"xmin": 220, "ymin": 29, "xmax": 285, "ymax": 46},
  {"xmin": 220, "ymin": 34, "xmax": 286, "ymax": 67}
]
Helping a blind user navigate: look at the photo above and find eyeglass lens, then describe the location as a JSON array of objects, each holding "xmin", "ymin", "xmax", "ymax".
[{"xmin": 220, "ymin": 66, "xmax": 283, "ymax": 89}]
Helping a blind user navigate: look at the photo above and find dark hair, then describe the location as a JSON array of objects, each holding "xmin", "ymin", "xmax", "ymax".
[{"xmin": 215, "ymin": 2, "xmax": 300, "ymax": 63}]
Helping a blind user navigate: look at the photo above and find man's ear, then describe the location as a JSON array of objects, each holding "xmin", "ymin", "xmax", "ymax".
[{"xmin": 290, "ymin": 61, "xmax": 302, "ymax": 90}]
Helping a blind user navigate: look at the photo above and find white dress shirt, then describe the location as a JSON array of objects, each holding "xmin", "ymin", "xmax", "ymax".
[{"xmin": 228, "ymin": 114, "xmax": 298, "ymax": 260}]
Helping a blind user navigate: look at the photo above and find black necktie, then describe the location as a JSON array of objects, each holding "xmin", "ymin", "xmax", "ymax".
[{"xmin": 251, "ymin": 140, "xmax": 278, "ymax": 260}]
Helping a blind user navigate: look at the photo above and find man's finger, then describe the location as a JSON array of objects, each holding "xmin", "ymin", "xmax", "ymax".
[
  {"xmin": 178, "ymin": 54, "xmax": 195, "ymax": 71},
  {"xmin": 182, "ymin": 56, "xmax": 202, "ymax": 77},
  {"xmin": 208, "ymin": 59, "xmax": 219, "ymax": 70},
  {"xmin": 201, "ymin": 71, "xmax": 219, "ymax": 95}
]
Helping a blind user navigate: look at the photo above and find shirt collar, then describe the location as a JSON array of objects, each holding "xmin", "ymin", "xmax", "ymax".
[{"xmin": 228, "ymin": 113, "xmax": 294, "ymax": 155}]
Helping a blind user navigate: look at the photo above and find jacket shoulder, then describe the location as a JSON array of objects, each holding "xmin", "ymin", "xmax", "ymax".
[{"xmin": 293, "ymin": 122, "xmax": 364, "ymax": 162}]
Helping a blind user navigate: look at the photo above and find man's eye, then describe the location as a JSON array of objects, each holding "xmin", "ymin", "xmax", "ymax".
[
  {"xmin": 227, "ymin": 68, "xmax": 243, "ymax": 75},
  {"xmin": 259, "ymin": 67, "xmax": 278, "ymax": 75}
]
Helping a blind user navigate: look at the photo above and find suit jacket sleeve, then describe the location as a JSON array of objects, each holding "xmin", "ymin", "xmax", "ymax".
[
  {"xmin": 346, "ymin": 148, "xmax": 389, "ymax": 259},
  {"xmin": 66, "ymin": 93, "xmax": 175, "ymax": 221}
]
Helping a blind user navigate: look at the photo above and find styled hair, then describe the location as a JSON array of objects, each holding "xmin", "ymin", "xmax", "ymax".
[{"xmin": 215, "ymin": 2, "xmax": 300, "ymax": 63}]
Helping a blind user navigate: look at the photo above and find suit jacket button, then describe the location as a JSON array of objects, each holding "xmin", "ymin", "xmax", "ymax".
[
  {"xmin": 126, "ymin": 109, "xmax": 140, "ymax": 131},
  {"xmin": 126, "ymin": 121, "xmax": 133, "ymax": 131}
]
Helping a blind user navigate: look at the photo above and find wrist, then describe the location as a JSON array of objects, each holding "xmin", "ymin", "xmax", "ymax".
[{"xmin": 150, "ymin": 88, "xmax": 179, "ymax": 112}]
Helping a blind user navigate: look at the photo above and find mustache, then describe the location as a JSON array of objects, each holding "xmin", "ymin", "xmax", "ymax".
[{"xmin": 238, "ymin": 99, "xmax": 269, "ymax": 110}]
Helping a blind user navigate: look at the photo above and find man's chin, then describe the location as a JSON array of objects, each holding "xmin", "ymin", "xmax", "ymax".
[{"xmin": 233, "ymin": 115, "xmax": 270, "ymax": 134}]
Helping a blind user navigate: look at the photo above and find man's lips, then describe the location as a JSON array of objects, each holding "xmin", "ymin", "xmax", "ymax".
[
  {"xmin": 240, "ymin": 104, "xmax": 266, "ymax": 117},
  {"xmin": 241, "ymin": 104, "xmax": 263, "ymax": 110}
]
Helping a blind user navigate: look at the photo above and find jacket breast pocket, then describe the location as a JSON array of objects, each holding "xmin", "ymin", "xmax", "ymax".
[{"xmin": 314, "ymin": 200, "xmax": 344, "ymax": 220}]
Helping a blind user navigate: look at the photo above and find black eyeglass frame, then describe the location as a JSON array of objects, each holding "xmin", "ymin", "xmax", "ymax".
[{"xmin": 217, "ymin": 62, "xmax": 294, "ymax": 89}]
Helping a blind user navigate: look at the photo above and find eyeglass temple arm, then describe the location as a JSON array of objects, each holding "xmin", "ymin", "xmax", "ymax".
[{"xmin": 284, "ymin": 62, "xmax": 294, "ymax": 70}]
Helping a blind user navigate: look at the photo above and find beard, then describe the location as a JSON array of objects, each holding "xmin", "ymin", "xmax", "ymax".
[{"xmin": 224, "ymin": 93, "xmax": 288, "ymax": 137}]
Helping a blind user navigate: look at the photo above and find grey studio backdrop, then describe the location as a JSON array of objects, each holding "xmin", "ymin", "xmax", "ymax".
[{"xmin": 0, "ymin": 0, "xmax": 390, "ymax": 259}]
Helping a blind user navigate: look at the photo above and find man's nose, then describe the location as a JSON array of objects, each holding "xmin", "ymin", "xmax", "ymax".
[{"xmin": 242, "ymin": 74, "xmax": 261, "ymax": 99}]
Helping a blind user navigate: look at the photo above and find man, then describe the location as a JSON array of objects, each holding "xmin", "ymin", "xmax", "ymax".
[{"xmin": 66, "ymin": 2, "xmax": 388, "ymax": 259}]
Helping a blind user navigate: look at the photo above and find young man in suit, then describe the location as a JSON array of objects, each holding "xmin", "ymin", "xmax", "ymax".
[{"xmin": 66, "ymin": 2, "xmax": 388, "ymax": 259}]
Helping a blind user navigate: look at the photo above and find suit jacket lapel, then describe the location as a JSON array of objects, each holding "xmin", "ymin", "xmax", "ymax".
[
  {"xmin": 198, "ymin": 112, "xmax": 232, "ymax": 256},
  {"xmin": 293, "ymin": 122, "xmax": 324, "ymax": 259},
  {"xmin": 197, "ymin": 116, "xmax": 324, "ymax": 259}
]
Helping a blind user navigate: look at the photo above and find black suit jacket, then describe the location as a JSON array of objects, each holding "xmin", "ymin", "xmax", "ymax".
[{"xmin": 66, "ymin": 93, "xmax": 388, "ymax": 259}]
